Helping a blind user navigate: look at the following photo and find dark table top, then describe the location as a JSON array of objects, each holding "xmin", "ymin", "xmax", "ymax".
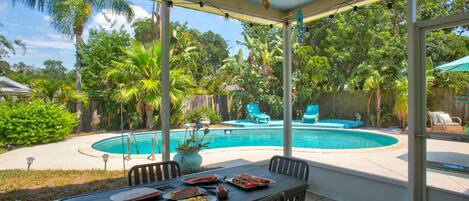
[{"xmin": 61, "ymin": 164, "xmax": 309, "ymax": 201}]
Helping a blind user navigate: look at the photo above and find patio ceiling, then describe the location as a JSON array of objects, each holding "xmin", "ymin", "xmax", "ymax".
[{"xmin": 171, "ymin": 0, "xmax": 379, "ymax": 26}]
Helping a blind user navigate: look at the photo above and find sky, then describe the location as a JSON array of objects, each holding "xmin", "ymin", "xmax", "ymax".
[{"xmin": 0, "ymin": 0, "xmax": 244, "ymax": 69}]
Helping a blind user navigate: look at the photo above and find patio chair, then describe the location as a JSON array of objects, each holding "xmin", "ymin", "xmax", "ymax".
[
  {"xmin": 247, "ymin": 103, "xmax": 271, "ymax": 124},
  {"xmin": 259, "ymin": 192, "xmax": 286, "ymax": 201},
  {"xmin": 269, "ymin": 156, "xmax": 309, "ymax": 201},
  {"xmin": 302, "ymin": 104, "xmax": 319, "ymax": 123},
  {"xmin": 269, "ymin": 155, "xmax": 309, "ymax": 181},
  {"xmin": 428, "ymin": 111, "xmax": 464, "ymax": 134},
  {"xmin": 128, "ymin": 161, "xmax": 181, "ymax": 186}
]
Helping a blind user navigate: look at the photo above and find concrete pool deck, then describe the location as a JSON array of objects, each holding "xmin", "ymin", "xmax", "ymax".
[{"xmin": 0, "ymin": 128, "xmax": 468, "ymax": 196}]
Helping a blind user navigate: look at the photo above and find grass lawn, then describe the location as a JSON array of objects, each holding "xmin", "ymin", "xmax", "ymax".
[{"xmin": 0, "ymin": 169, "xmax": 127, "ymax": 201}]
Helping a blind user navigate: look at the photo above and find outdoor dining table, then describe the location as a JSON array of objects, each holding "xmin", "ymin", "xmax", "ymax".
[{"xmin": 61, "ymin": 164, "xmax": 309, "ymax": 201}]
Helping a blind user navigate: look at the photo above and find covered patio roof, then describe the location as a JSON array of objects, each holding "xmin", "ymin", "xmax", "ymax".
[{"xmin": 170, "ymin": 0, "xmax": 379, "ymax": 26}]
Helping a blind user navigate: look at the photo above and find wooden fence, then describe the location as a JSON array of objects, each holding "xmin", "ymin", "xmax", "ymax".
[
  {"xmin": 317, "ymin": 91, "xmax": 397, "ymax": 125},
  {"xmin": 317, "ymin": 87, "xmax": 468, "ymax": 126},
  {"xmin": 79, "ymin": 87, "xmax": 468, "ymax": 131}
]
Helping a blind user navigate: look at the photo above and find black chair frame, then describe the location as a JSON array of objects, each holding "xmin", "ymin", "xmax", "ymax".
[
  {"xmin": 269, "ymin": 155, "xmax": 309, "ymax": 181},
  {"xmin": 128, "ymin": 161, "xmax": 181, "ymax": 186},
  {"xmin": 268, "ymin": 156, "xmax": 310, "ymax": 201}
]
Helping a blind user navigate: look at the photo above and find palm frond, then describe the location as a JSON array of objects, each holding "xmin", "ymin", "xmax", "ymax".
[{"xmin": 91, "ymin": 0, "xmax": 134, "ymax": 21}]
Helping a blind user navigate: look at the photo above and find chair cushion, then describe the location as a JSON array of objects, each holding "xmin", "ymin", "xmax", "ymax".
[
  {"xmin": 303, "ymin": 114, "xmax": 318, "ymax": 119},
  {"xmin": 305, "ymin": 105, "xmax": 319, "ymax": 114},
  {"xmin": 437, "ymin": 113, "xmax": 453, "ymax": 123},
  {"xmin": 433, "ymin": 122, "xmax": 460, "ymax": 126},
  {"xmin": 255, "ymin": 114, "xmax": 270, "ymax": 119},
  {"xmin": 247, "ymin": 104, "xmax": 261, "ymax": 115},
  {"xmin": 431, "ymin": 112, "xmax": 444, "ymax": 124}
]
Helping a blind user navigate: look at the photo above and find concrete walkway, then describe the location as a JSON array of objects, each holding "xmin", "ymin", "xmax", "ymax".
[{"xmin": 0, "ymin": 129, "xmax": 468, "ymax": 196}]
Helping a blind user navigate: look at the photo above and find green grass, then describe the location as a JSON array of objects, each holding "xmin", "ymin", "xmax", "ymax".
[{"xmin": 0, "ymin": 169, "xmax": 127, "ymax": 201}]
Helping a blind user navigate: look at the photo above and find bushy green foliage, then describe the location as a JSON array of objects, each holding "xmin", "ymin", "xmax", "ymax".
[
  {"xmin": 0, "ymin": 100, "xmax": 77, "ymax": 146},
  {"xmin": 153, "ymin": 104, "xmax": 187, "ymax": 129},
  {"xmin": 186, "ymin": 107, "xmax": 221, "ymax": 124},
  {"xmin": 128, "ymin": 112, "xmax": 143, "ymax": 130},
  {"xmin": 293, "ymin": 45, "xmax": 332, "ymax": 111}
]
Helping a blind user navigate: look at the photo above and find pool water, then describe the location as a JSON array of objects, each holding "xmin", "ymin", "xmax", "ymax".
[{"xmin": 92, "ymin": 128, "xmax": 398, "ymax": 155}]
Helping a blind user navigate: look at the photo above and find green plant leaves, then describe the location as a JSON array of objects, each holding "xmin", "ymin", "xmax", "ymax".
[{"xmin": 0, "ymin": 100, "xmax": 78, "ymax": 146}]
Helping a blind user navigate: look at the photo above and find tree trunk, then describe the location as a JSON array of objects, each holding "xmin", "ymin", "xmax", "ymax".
[
  {"xmin": 75, "ymin": 34, "xmax": 84, "ymax": 133},
  {"xmin": 367, "ymin": 93, "xmax": 372, "ymax": 126},
  {"xmin": 153, "ymin": 1, "xmax": 161, "ymax": 40},
  {"xmin": 376, "ymin": 86, "xmax": 382, "ymax": 127},
  {"xmin": 145, "ymin": 103, "xmax": 154, "ymax": 129},
  {"xmin": 211, "ymin": 95, "xmax": 215, "ymax": 111}
]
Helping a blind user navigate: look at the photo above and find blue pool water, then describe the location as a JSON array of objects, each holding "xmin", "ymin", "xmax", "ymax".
[{"xmin": 92, "ymin": 128, "xmax": 398, "ymax": 155}]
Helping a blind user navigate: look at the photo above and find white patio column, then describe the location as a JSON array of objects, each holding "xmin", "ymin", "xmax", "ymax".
[
  {"xmin": 282, "ymin": 22, "xmax": 292, "ymax": 157},
  {"xmin": 161, "ymin": 0, "xmax": 171, "ymax": 162},
  {"xmin": 407, "ymin": 0, "xmax": 426, "ymax": 200}
]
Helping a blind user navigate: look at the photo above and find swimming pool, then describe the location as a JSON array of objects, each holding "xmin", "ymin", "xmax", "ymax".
[{"xmin": 92, "ymin": 128, "xmax": 398, "ymax": 155}]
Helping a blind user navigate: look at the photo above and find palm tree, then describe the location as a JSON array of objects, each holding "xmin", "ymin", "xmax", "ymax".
[
  {"xmin": 351, "ymin": 65, "xmax": 384, "ymax": 126},
  {"xmin": 32, "ymin": 79, "xmax": 88, "ymax": 106},
  {"xmin": 393, "ymin": 78, "xmax": 408, "ymax": 128},
  {"xmin": 13, "ymin": 0, "xmax": 134, "ymax": 132},
  {"xmin": 393, "ymin": 58, "xmax": 435, "ymax": 129},
  {"xmin": 105, "ymin": 40, "xmax": 194, "ymax": 129},
  {"xmin": 238, "ymin": 32, "xmax": 282, "ymax": 77}
]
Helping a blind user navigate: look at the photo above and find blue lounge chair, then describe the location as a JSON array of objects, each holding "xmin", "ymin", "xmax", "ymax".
[
  {"xmin": 302, "ymin": 104, "xmax": 319, "ymax": 123},
  {"xmin": 247, "ymin": 103, "xmax": 271, "ymax": 124}
]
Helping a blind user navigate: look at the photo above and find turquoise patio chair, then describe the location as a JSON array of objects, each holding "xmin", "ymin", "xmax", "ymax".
[
  {"xmin": 247, "ymin": 103, "xmax": 271, "ymax": 124},
  {"xmin": 302, "ymin": 104, "xmax": 319, "ymax": 123}
]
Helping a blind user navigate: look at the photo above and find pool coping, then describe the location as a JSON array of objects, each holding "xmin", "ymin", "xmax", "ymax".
[{"xmin": 78, "ymin": 128, "xmax": 405, "ymax": 159}]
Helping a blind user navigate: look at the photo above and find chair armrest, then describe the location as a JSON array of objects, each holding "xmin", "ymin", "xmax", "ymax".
[{"xmin": 451, "ymin": 116, "xmax": 462, "ymax": 125}]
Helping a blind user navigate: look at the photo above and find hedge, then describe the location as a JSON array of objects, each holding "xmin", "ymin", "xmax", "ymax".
[
  {"xmin": 186, "ymin": 106, "xmax": 221, "ymax": 124},
  {"xmin": 0, "ymin": 100, "xmax": 77, "ymax": 146}
]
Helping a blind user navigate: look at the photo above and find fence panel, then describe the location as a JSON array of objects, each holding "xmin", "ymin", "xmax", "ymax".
[{"xmin": 77, "ymin": 88, "xmax": 467, "ymax": 131}]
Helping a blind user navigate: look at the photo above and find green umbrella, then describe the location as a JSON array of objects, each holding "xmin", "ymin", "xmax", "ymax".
[{"xmin": 435, "ymin": 55, "xmax": 469, "ymax": 72}]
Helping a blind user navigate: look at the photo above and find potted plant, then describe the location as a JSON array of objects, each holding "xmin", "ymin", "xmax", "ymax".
[{"xmin": 173, "ymin": 123, "xmax": 210, "ymax": 173}]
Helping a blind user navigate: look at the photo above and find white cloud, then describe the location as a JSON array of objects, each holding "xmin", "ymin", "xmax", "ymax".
[
  {"xmin": 25, "ymin": 49, "xmax": 54, "ymax": 58},
  {"xmin": 20, "ymin": 34, "xmax": 74, "ymax": 50},
  {"xmin": 58, "ymin": 50, "xmax": 73, "ymax": 56},
  {"xmin": 90, "ymin": 5, "xmax": 151, "ymax": 33},
  {"xmin": 0, "ymin": 2, "xmax": 7, "ymax": 14}
]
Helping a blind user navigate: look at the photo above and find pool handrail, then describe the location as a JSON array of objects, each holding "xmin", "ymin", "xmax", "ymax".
[
  {"xmin": 125, "ymin": 132, "xmax": 140, "ymax": 160},
  {"xmin": 149, "ymin": 132, "xmax": 161, "ymax": 160}
]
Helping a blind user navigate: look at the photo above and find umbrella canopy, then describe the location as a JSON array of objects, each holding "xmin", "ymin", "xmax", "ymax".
[{"xmin": 435, "ymin": 55, "xmax": 469, "ymax": 72}]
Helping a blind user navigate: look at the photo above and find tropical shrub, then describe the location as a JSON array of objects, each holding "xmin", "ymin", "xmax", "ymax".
[
  {"xmin": 0, "ymin": 100, "xmax": 77, "ymax": 146},
  {"xmin": 105, "ymin": 40, "xmax": 195, "ymax": 129},
  {"xmin": 186, "ymin": 107, "xmax": 221, "ymax": 124},
  {"xmin": 153, "ymin": 103, "xmax": 187, "ymax": 129},
  {"xmin": 129, "ymin": 112, "xmax": 143, "ymax": 130}
]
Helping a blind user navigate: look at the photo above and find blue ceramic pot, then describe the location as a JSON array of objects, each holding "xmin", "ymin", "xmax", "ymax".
[{"xmin": 173, "ymin": 148, "xmax": 202, "ymax": 173}]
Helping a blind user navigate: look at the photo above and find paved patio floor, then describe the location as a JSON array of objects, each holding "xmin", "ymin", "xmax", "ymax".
[{"xmin": 0, "ymin": 128, "xmax": 468, "ymax": 197}]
